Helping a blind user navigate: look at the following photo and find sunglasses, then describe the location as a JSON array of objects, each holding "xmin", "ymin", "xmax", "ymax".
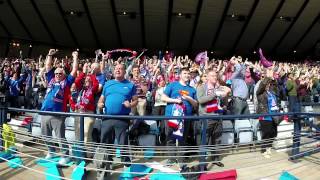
[{"xmin": 55, "ymin": 73, "xmax": 63, "ymax": 75}]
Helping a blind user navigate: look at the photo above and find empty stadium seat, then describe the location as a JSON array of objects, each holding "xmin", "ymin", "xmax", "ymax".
[
  {"xmin": 235, "ymin": 119, "xmax": 253, "ymax": 144},
  {"xmin": 65, "ymin": 116, "xmax": 75, "ymax": 142},
  {"xmin": 220, "ymin": 120, "xmax": 234, "ymax": 145}
]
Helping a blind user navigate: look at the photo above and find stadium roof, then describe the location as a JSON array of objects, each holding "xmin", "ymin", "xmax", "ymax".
[{"xmin": 0, "ymin": 0, "xmax": 319, "ymax": 58}]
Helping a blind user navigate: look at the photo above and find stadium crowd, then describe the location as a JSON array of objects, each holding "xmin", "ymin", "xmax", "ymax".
[{"xmin": 0, "ymin": 48, "xmax": 319, "ymax": 168}]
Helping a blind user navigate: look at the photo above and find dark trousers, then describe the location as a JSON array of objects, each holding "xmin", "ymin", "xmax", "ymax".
[
  {"xmin": 153, "ymin": 106, "xmax": 166, "ymax": 145},
  {"xmin": 8, "ymin": 95, "xmax": 19, "ymax": 117},
  {"xmin": 165, "ymin": 119, "xmax": 196, "ymax": 165},
  {"xmin": 165, "ymin": 121, "xmax": 185, "ymax": 164},
  {"xmin": 24, "ymin": 87, "xmax": 33, "ymax": 109},
  {"xmin": 231, "ymin": 98, "xmax": 250, "ymax": 115},
  {"xmin": 260, "ymin": 120, "xmax": 277, "ymax": 152},
  {"xmin": 92, "ymin": 119, "xmax": 102, "ymax": 143},
  {"xmin": 247, "ymin": 84, "xmax": 254, "ymax": 100},
  {"xmin": 288, "ymin": 96, "xmax": 301, "ymax": 156},
  {"xmin": 100, "ymin": 119, "xmax": 129, "ymax": 161}
]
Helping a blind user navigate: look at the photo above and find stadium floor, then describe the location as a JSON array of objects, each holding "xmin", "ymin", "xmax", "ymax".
[{"xmin": 0, "ymin": 141, "xmax": 319, "ymax": 180}]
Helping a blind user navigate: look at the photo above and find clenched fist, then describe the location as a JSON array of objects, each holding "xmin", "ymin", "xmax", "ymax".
[{"xmin": 72, "ymin": 51, "xmax": 79, "ymax": 59}]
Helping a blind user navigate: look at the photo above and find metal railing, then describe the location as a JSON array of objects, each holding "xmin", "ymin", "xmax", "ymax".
[{"xmin": 0, "ymin": 104, "xmax": 319, "ymax": 177}]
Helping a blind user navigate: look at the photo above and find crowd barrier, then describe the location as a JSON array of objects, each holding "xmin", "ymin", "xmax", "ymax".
[{"xmin": 0, "ymin": 104, "xmax": 319, "ymax": 179}]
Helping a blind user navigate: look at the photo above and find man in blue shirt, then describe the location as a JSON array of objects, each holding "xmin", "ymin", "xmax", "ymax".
[
  {"xmin": 5, "ymin": 71, "xmax": 27, "ymax": 118},
  {"xmin": 40, "ymin": 49, "xmax": 78, "ymax": 166},
  {"xmin": 161, "ymin": 67, "xmax": 198, "ymax": 165},
  {"xmin": 230, "ymin": 57, "xmax": 250, "ymax": 115},
  {"xmin": 98, "ymin": 63, "xmax": 138, "ymax": 166}
]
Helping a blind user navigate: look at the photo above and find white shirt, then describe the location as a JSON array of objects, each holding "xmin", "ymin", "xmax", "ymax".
[{"xmin": 154, "ymin": 86, "xmax": 167, "ymax": 107}]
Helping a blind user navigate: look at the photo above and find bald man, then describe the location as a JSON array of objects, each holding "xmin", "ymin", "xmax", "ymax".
[{"xmin": 98, "ymin": 63, "xmax": 138, "ymax": 166}]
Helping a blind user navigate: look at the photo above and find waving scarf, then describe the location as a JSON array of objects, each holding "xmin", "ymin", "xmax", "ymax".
[
  {"xmin": 195, "ymin": 51, "xmax": 207, "ymax": 64},
  {"xmin": 259, "ymin": 48, "xmax": 273, "ymax": 68}
]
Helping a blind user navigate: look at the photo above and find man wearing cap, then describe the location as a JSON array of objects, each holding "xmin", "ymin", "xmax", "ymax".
[{"xmin": 40, "ymin": 49, "xmax": 78, "ymax": 165}]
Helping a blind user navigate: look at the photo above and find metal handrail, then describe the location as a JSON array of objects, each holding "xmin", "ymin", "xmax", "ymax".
[{"xmin": 6, "ymin": 107, "xmax": 305, "ymax": 120}]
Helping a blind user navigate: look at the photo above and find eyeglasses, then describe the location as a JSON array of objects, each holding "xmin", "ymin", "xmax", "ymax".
[{"xmin": 55, "ymin": 73, "xmax": 63, "ymax": 75}]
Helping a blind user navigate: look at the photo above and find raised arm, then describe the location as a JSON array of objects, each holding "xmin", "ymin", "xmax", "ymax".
[
  {"xmin": 75, "ymin": 72, "xmax": 85, "ymax": 89},
  {"xmin": 32, "ymin": 70, "xmax": 37, "ymax": 88},
  {"xmin": 18, "ymin": 72, "xmax": 28, "ymax": 85},
  {"xmin": 92, "ymin": 74, "xmax": 99, "ymax": 94},
  {"xmin": 230, "ymin": 63, "xmax": 242, "ymax": 80},
  {"xmin": 70, "ymin": 51, "xmax": 79, "ymax": 78},
  {"xmin": 100, "ymin": 52, "xmax": 107, "ymax": 73},
  {"xmin": 256, "ymin": 77, "xmax": 271, "ymax": 96},
  {"xmin": 125, "ymin": 58, "xmax": 135, "ymax": 79},
  {"xmin": 257, "ymin": 69, "xmax": 273, "ymax": 95},
  {"xmin": 45, "ymin": 49, "xmax": 57, "ymax": 73},
  {"xmin": 166, "ymin": 58, "xmax": 175, "ymax": 74}
]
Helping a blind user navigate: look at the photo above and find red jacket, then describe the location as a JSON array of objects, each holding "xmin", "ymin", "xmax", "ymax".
[
  {"xmin": 69, "ymin": 92, "xmax": 77, "ymax": 112},
  {"xmin": 73, "ymin": 72, "xmax": 99, "ymax": 112}
]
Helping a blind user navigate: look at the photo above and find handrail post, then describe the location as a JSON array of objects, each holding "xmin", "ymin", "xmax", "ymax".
[
  {"xmin": 291, "ymin": 101, "xmax": 302, "ymax": 159},
  {"xmin": 77, "ymin": 115, "xmax": 85, "ymax": 163},
  {"xmin": 0, "ymin": 100, "xmax": 8, "ymax": 151},
  {"xmin": 72, "ymin": 115, "xmax": 86, "ymax": 164},
  {"xmin": 80, "ymin": 116, "xmax": 84, "ymax": 143},
  {"xmin": 0, "ymin": 106, "xmax": 3, "ymax": 151},
  {"xmin": 200, "ymin": 118, "xmax": 208, "ymax": 171}
]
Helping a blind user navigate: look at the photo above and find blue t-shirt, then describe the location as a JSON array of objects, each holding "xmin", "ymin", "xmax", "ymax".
[
  {"xmin": 102, "ymin": 79, "xmax": 136, "ymax": 115},
  {"xmin": 41, "ymin": 70, "xmax": 74, "ymax": 112},
  {"xmin": 6, "ymin": 74, "xmax": 27, "ymax": 97},
  {"xmin": 96, "ymin": 73, "xmax": 106, "ymax": 87},
  {"xmin": 95, "ymin": 73, "xmax": 106, "ymax": 105},
  {"xmin": 164, "ymin": 81, "xmax": 197, "ymax": 116},
  {"xmin": 45, "ymin": 68, "xmax": 55, "ymax": 84}
]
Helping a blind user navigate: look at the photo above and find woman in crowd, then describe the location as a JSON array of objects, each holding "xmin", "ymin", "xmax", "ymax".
[
  {"xmin": 256, "ymin": 68, "xmax": 280, "ymax": 158},
  {"xmin": 152, "ymin": 75, "xmax": 167, "ymax": 144},
  {"xmin": 73, "ymin": 63, "xmax": 99, "ymax": 144}
]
